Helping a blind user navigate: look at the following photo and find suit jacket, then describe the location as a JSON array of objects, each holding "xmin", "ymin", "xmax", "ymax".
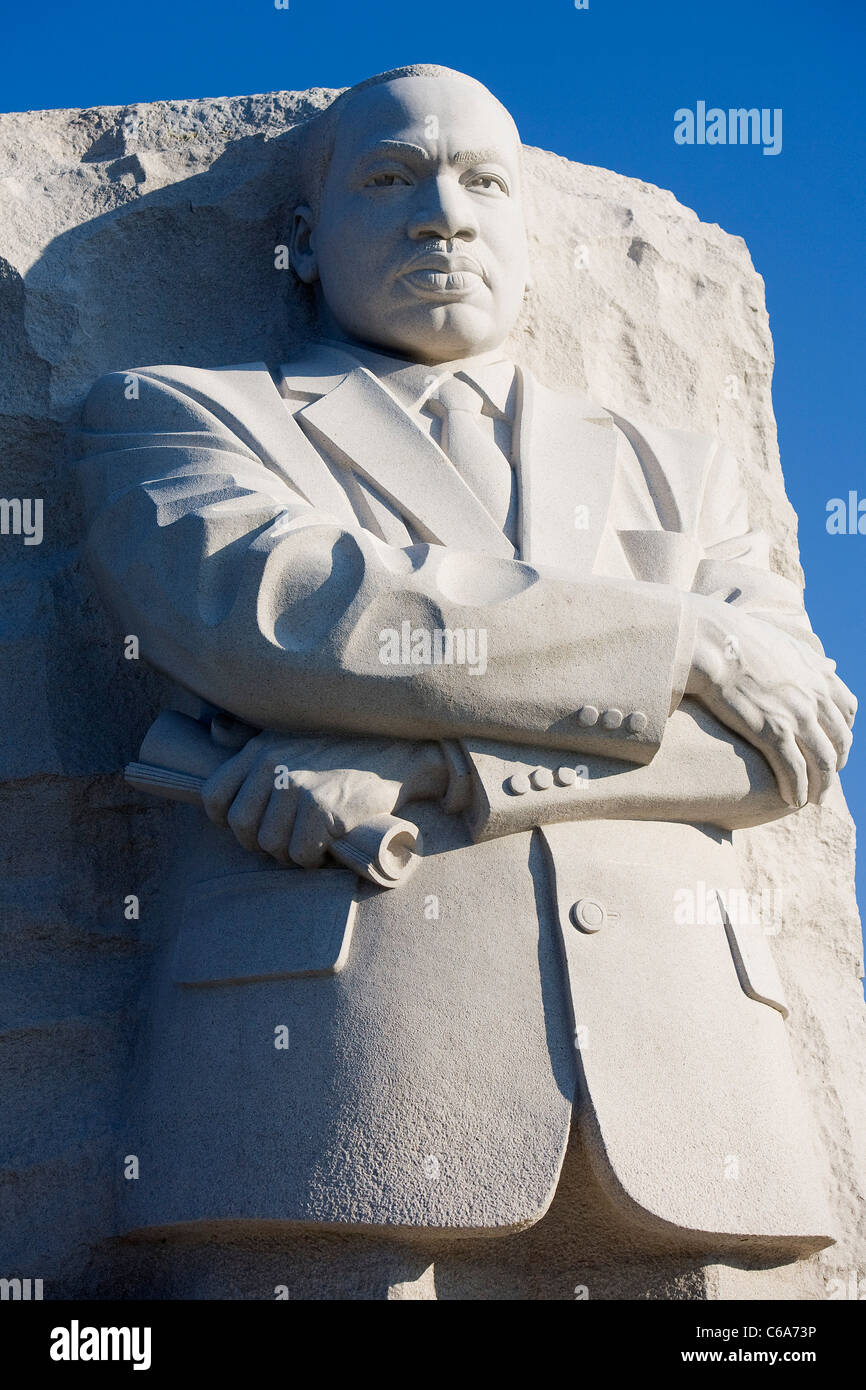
[{"xmin": 76, "ymin": 343, "xmax": 834, "ymax": 1252}]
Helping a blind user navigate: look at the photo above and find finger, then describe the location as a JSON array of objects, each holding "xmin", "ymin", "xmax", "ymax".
[
  {"xmin": 201, "ymin": 739, "xmax": 262, "ymax": 825},
  {"xmin": 729, "ymin": 691, "xmax": 806, "ymax": 807},
  {"xmin": 815, "ymin": 691, "xmax": 854, "ymax": 770},
  {"xmin": 257, "ymin": 783, "xmax": 303, "ymax": 864},
  {"xmin": 768, "ymin": 727, "xmax": 810, "ymax": 809},
  {"xmin": 702, "ymin": 686, "xmax": 804, "ymax": 807},
  {"xmin": 737, "ymin": 719, "xmax": 807, "ymax": 809},
  {"xmin": 227, "ymin": 762, "xmax": 281, "ymax": 852},
  {"xmin": 288, "ymin": 789, "xmax": 337, "ymax": 869},
  {"xmin": 826, "ymin": 672, "xmax": 858, "ymax": 729},
  {"xmin": 794, "ymin": 722, "xmax": 839, "ymax": 806}
]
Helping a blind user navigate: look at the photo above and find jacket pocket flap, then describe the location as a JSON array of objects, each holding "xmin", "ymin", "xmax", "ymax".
[{"xmin": 173, "ymin": 868, "xmax": 358, "ymax": 986}]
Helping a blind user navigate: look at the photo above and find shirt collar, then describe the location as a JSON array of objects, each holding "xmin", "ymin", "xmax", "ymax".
[{"xmin": 319, "ymin": 338, "xmax": 516, "ymax": 420}]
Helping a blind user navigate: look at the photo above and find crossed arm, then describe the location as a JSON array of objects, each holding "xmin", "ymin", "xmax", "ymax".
[
  {"xmin": 197, "ymin": 681, "xmax": 848, "ymax": 869},
  {"xmin": 78, "ymin": 369, "xmax": 856, "ymax": 868}
]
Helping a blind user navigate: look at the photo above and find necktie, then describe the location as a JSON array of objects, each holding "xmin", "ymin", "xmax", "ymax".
[{"xmin": 425, "ymin": 375, "xmax": 516, "ymax": 541}]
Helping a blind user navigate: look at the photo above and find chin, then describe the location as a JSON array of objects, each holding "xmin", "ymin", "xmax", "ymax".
[{"xmin": 381, "ymin": 303, "xmax": 504, "ymax": 365}]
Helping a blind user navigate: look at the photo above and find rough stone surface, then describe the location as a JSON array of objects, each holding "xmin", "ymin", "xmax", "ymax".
[{"xmin": 1, "ymin": 88, "xmax": 864, "ymax": 1300}]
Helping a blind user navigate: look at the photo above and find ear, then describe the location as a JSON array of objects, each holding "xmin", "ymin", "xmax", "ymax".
[{"xmin": 290, "ymin": 204, "xmax": 319, "ymax": 284}]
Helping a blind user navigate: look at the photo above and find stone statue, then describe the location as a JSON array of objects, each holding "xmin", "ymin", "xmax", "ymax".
[{"xmin": 76, "ymin": 65, "xmax": 856, "ymax": 1282}]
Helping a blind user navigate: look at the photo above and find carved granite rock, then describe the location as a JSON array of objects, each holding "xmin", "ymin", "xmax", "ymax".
[{"xmin": 1, "ymin": 80, "xmax": 863, "ymax": 1300}]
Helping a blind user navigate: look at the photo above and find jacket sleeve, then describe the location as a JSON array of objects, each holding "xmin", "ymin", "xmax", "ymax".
[
  {"xmin": 691, "ymin": 442, "xmax": 822, "ymax": 649},
  {"xmin": 76, "ymin": 367, "xmax": 688, "ymax": 763},
  {"xmin": 460, "ymin": 439, "xmax": 813, "ymax": 836},
  {"xmin": 457, "ymin": 700, "xmax": 791, "ymax": 839}
]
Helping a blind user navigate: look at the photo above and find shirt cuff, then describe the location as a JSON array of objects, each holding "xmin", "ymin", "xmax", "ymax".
[
  {"xmin": 670, "ymin": 593, "xmax": 697, "ymax": 713},
  {"xmin": 440, "ymin": 739, "xmax": 473, "ymax": 815}
]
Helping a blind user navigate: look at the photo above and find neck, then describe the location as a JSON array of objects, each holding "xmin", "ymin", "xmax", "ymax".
[{"xmin": 319, "ymin": 330, "xmax": 507, "ymax": 373}]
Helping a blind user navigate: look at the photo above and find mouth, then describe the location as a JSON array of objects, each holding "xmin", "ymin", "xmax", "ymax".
[{"xmin": 398, "ymin": 253, "xmax": 488, "ymax": 299}]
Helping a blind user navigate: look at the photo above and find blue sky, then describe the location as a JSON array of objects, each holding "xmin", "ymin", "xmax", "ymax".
[{"xmin": 3, "ymin": 0, "xmax": 865, "ymax": 921}]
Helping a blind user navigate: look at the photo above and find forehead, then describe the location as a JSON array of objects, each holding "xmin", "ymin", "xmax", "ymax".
[{"xmin": 331, "ymin": 76, "xmax": 522, "ymax": 169}]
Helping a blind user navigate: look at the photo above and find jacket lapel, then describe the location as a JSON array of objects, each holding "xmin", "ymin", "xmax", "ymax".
[
  {"xmin": 516, "ymin": 368, "xmax": 619, "ymax": 578},
  {"xmin": 297, "ymin": 367, "xmax": 515, "ymax": 557},
  {"xmin": 142, "ymin": 362, "xmax": 358, "ymax": 522}
]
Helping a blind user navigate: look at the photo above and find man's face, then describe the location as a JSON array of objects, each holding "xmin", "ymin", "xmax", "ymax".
[{"xmin": 299, "ymin": 76, "xmax": 529, "ymax": 364}]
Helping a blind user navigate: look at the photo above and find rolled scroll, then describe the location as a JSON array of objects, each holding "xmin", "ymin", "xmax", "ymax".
[{"xmin": 124, "ymin": 710, "xmax": 422, "ymax": 888}]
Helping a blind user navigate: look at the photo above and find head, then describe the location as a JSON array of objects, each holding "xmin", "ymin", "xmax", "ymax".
[{"xmin": 290, "ymin": 65, "xmax": 530, "ymax": 364}]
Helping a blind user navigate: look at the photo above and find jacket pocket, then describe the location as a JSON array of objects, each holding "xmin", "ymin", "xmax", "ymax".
[{"xmin": 172, "ymin": 867, "xmax": 358, "ymax": 986}]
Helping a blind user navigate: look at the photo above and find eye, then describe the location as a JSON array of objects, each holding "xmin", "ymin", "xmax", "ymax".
[
  {"xmin": 463, "ymin": 172, "xmax": 509, "ymax": 195},
  {"xmin": 365, "ymin": 171, "xmax": 412, "ymax": 188}
]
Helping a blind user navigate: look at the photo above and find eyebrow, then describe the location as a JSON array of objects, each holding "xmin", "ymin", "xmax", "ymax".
[
  {"xmin": 364, "ymin": 140, "xmax": 508, "ymax": 167},
  {"xmin": 451, "ymin": 149, "xmax": 506, "ymax": 167}
]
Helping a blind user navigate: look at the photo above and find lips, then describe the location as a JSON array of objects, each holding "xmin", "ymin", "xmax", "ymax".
[
  {"xmin": 404, "ymin": 268, "xmax": 483, "ymax": 292},
  {"xmin": 399, "ymin": 253, "xmax": 488, "ymax": 297}
]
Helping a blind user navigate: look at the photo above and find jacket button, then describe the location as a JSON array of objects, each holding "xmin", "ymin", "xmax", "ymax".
[
  {"xmin": 626, "ymin": 710, "xmax": 648, "ymax": 733},
  {"xmin": 555, "ymin": 765, "xmax": 577, "ymax": 786},
  {"xmin": 506, "ymin": 773, "xmax": 530, "ymax": 795},
  {"xmin": 530, "ymin": 767, "xmax": 553, "ymax": 790},
  {"xmin": 577, "ymin": 705, "xmax": 599, "ymax": 727},
  {"xmin": 571, "ymin": 898, "xmax": 606, "ymax": 933},
  {"xmin": 601, "ymin": 708, "xmax": 623, "ymax": 729}
]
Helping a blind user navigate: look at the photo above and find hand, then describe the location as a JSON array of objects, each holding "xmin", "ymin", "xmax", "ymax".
[
  {"xmin": 201, "ymin": 732, "xmax": 447, "ymax": 867},
  {"xmin": 684, "ymin": 597, "xmax": 856, "ymax": 808}
]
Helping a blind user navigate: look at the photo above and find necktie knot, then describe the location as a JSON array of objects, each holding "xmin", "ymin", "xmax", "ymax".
[{"xmin": 428, "ymin": 374, "xmax": 484, "ymax": 417}]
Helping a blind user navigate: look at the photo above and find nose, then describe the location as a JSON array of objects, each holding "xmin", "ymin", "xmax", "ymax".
[{"xmin": 408, "ymin": 175, "xmax": 479, "ymax": 243}]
